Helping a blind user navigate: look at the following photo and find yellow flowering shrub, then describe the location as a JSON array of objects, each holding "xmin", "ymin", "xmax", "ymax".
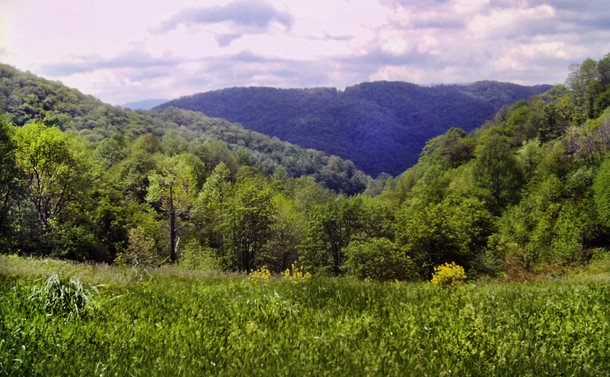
[
  {"xmin": 430, "ymin": 262, "xmax": 467, "ymax": 287},
  {"xmin": 282, "ymin": 262, "xmax": 312, "ymax": 283},
  {"xmin": 249, "ymin": 266, "xmax": 271, "ymax": 283}
]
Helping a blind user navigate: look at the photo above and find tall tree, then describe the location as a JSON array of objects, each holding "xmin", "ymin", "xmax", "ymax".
[
  {"xmin": 473, "ymin": 135, "xmax": 524, "ymax": 214},
  {"xmin": 225, "ymin": 173, "xmax": 275, "ymax": 272},
  {"xmin": 146, "ymin": 153, "xmax": 204, "ymax": 263},
  {"xmin": 300, "ymin": 196, "xmax": 364, "ymax": 275},
  {"xmin": 14, "ymin": 122, "xmax": 89, "ymax": 232}
]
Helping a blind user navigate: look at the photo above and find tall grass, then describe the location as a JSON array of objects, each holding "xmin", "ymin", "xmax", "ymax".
[{"xmin": 0, "ymin": 255, "xmax": 608, "ymax": 376}]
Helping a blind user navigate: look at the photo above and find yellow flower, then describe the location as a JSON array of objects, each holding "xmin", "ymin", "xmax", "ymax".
[
  {"xmin": 430, "ymin": 262, "xmax": 467, "ymax": 287},
  {"xmin": 249, "ymin": 266, "xmax": 271, "ymax": 283},
  {"xmin": 282, "ymin": 262, "xmax": 311, "ymax": 284}
]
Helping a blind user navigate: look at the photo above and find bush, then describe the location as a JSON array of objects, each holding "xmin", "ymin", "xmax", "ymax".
[
  {"xmin": 344, "ymin": 238, "xmax": 418, "ymax": 281},
  {"xmin": 430, "ymin": 262, "xmax": 467, "ymax": 287}
]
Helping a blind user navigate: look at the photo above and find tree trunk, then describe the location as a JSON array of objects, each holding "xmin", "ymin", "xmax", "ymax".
[{"xmin": 169, "ymin": 186, "xmax": 177, "ymax": 263}]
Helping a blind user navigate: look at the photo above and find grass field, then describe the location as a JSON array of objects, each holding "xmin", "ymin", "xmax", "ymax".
[{"xmin": 0, "ymin": 255, "xmax": 609, "ymax": 376}]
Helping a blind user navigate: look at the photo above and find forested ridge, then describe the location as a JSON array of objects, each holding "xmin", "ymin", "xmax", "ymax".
[
  {"xmin": 1, "ymin": 53, "xmax": 610, "ymax": 281},
  {"xmin": 0, "ymin": 63, "xmax": 370, "ymax": 195},
  {"xmin": 158, "ymin": 80, "xmax": 551, "ymax": 176}
]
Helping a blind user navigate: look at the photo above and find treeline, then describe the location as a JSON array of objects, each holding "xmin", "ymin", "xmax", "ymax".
[
  {"xmin": 1, "ymin": 54, "xmax": 609, "ymax": 280},
  {"xmin": 159, "ymin": 80, "xmax": 551, "ymax": 176}
]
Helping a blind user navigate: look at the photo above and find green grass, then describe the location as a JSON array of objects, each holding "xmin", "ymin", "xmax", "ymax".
[{"xmin": 0, "ymin": 255, "xmax": 609, "ymax": 376}]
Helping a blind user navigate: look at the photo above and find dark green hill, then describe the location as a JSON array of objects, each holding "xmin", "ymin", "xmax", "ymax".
[
  {"xmin": 0, "ymin": 63, "xmax": 369, "ymax": 194},
  {"xmin": 158, "ymin": 81, "xmax": 551, "ymax": 176}
]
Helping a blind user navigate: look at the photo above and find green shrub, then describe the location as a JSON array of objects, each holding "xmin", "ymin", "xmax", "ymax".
[{"xmin": 344, "ymin": 237, "xmax": 417, "ymax": 281}]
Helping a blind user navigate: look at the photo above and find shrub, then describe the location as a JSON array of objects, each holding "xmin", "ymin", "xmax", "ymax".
[
  {"xmin": 430, "ymin": 262, "xmax": 467, "ymax": 287},
  {"xmin": 344, "ymin": 238, "xmax": 417, "ymax": 281}
]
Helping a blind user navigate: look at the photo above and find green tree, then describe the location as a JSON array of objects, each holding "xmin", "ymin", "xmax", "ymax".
[
  {"xmin": 146, "ymin": 153, "xmax": 204, "ymax": 263},
  {"xmin": 397, "ymin": 195, "xmax": 495, "ymax": 276},
  {"xmin": 300, "ymin": 196, "xmax": 364, "ymax": 275},
  {"xmin": 473, "ymin": 135, "xmax": 524, "ymax": 214},
  {"xmin": 224, "ymin": 173, "xmax": 275, "ymax": 272},
  {"xmin": 14, "ymin": 122, "xmax": 90, "ymax": 232},
  {"xmin": 195, "ymin": 162, "xmax": 233, "ymax": 255},
  {"xmin": 0, "ymin": 114, "xmax": 20, "ymax": 249}
]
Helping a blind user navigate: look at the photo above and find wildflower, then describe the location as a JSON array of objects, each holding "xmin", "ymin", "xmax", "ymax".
[
  {"xmin": 282, "ymin": 262, "xmax": 311, "ymax": 283},
  {"xmin": 430, "ymin": 262, "xmax": 467, "ymax": 287},
  {"xmin": 249, "ymin": 266, "xmax": 271, "ymax": 283}
]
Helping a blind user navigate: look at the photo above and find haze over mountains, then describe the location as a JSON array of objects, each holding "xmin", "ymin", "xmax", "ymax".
[
  {"xmin": 122, "ymin": 99, "xmax": 169, "ymax": 110},
  {"xmin": 158, "ymin": 81, "xmax": 552, "ymax": 176}
]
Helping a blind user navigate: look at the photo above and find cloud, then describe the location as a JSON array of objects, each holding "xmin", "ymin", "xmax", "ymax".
[
  {"xmin": 154, "ymin": 0, "xmax": 294, "ymax": 46},
  {"xmin": 38, "ymin": 47, "xmax": 181, "ymax": 76}
]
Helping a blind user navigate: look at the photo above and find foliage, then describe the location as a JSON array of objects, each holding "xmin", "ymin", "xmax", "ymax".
[
  {"xmin": 593, "ymin": 154, "xmax": 610, "ymax": 228},
  {"xmin": 344, "ymin": 238, "xmax": 416, "ymax": 281},
  {"xmin": 160, "ymin": 81, "xmax": 550, "ymax": 176},
  {"xmin": 430, "ymin": 262, "xmax": 467, "ymax": 287},
  {"xmin": 114, "ymin": 226, "xmax": 162, "ymax": 267}
]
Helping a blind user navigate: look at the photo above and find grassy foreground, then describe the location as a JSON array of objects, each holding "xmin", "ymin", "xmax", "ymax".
[{"xmin": 0, "ymin": 255, "xmax": 609, "ymax": 376}]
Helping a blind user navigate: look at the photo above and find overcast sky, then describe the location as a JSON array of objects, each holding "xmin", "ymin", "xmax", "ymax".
[{"xmin": 1, "ymin": 0, "xmax": 608, "ymax": 105}]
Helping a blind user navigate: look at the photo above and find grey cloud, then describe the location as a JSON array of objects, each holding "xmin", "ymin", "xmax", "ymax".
[
  {"xmin": 39, "ymin": 48, "xmax": 180, "ymax": 76},
  {"xmin": 156, "ymin": 1, "xmax": 294, "ymax": 33},
  {"xmin": 410, "ymin": 16, "xmax": 466, "ymax": 30}
]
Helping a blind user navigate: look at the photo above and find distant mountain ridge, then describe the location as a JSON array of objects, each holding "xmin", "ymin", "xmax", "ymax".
[
  {"xmin": 158, "ymin": 81, "xmax": 552, "ymax": 176},
  {"xmin": 122, "ymin": 98, "xmax": 169, "ymax": 110}
]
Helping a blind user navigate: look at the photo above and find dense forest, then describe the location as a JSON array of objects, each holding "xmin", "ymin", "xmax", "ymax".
[
  {"xmin": 1, "ymin": 53, "xmax": 609, "ymax": 281},
  {"xmin": 158, "ymin": 81, "xmax": 551, "ymax": 176}
]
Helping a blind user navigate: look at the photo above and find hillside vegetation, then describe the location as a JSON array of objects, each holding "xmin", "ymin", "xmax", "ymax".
[
  {"xmin": 0, "ymin": 54, "xmax": 609, "ymax": 282},
  {"xmin": 158, "ymin": 81, "xmax": 551, "ymax": 176},
  {"xmin": 0, "ymin": 63, "xmax": 370, "ymax": 195}
]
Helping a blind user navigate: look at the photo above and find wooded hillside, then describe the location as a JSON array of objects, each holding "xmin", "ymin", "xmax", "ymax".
[{"xmin": 158, "ymin": 81, "xmax": 551, "ymax": 176}]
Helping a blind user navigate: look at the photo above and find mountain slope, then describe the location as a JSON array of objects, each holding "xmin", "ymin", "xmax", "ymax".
[
  {"xmin": 158, "ymin": 81, "xmax": 551, "ymax": 176},
  {"xmin": 0, "ymin": 63, "xmax": 370, "ymax": 194}
]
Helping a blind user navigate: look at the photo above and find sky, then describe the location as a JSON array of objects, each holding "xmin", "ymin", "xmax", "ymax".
[{"xmin": 1, "ymin": 0, "xmax": 608, "ymax": 105}]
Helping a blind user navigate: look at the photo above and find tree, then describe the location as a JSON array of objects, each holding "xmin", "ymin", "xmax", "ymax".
[
  {"xmin": 300, "ymin": 196, "xmax": 364, "ymax": 275},
  {"xmin": 146, "ymin": 153, "xmax": 204, "ymax": 263},
  {"xmin": 473, "ymin": 135, "xmax": 524, "ymax": 214},
  {"xmin": 195, "ymin": 162, "xmax": 233, "ymax": 257},
  {"xmin": 0, "ymin": 114, "xmax": 20, "ymax": 248},
  {"xmin": 224, "ymin": 173, "xmax": 275, "ymax": 272},
  {"xmin": 14, "ymin": 122, "xmax": 89, "ymax": 232},
  {"xmin": 397, "ymin": 195, "xmax": 495, "ymax": 276}
]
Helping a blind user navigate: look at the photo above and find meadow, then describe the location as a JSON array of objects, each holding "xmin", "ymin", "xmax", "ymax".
[{"xmin": 0, "ymin": 255, "xmax": 608, "ymax": 376}]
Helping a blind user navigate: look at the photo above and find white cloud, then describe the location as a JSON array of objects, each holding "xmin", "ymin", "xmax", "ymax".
[{"xmin": 0, "ymin": 0, "xmax": 607, "ymax": 104}]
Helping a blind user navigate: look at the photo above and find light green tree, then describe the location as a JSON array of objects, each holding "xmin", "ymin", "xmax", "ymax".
[
  {"xmin": 146, "ymin": 153, "xmax": 204, "ymax": 263},
  {"xmin": 14, "ymin": 122, "xmax": 89, "ymax": 231},
  {"xmin": 473, "ymin": 135, "xmax": 524, "ymax": 214}
]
